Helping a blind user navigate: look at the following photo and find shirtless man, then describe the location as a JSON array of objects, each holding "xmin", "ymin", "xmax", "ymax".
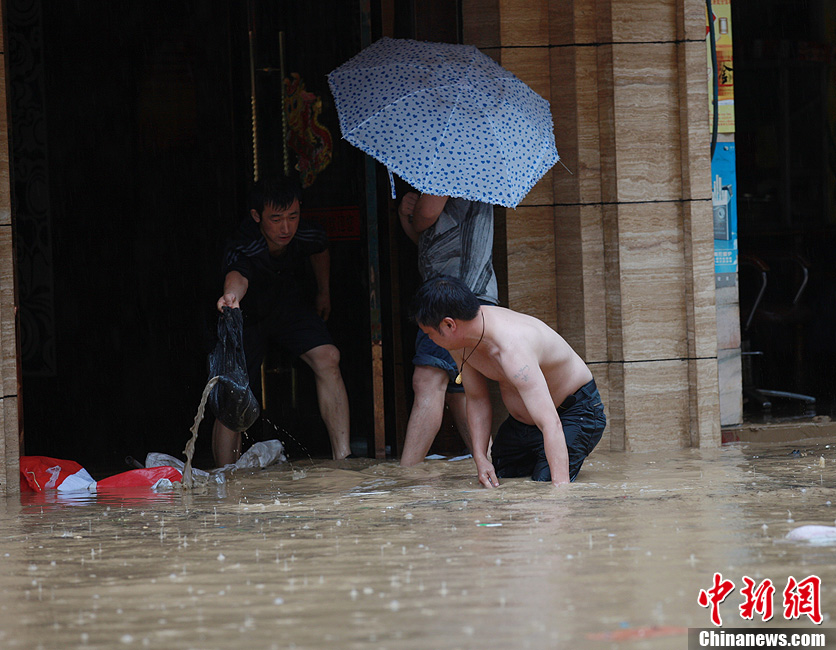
[{"xmin": 410, "ymin": 275, "xmax": 606, "ymax": 487}]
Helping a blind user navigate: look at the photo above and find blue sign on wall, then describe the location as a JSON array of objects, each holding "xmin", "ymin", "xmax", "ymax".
[{"xmin": 712, "ymin": 142, "xmax": 738, "ymax": 274}]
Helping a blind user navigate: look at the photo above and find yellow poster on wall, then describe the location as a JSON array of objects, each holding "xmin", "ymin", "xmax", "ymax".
[{"xmin": 707, "ymin": 0, "xmax": 735, "ymax": 133}]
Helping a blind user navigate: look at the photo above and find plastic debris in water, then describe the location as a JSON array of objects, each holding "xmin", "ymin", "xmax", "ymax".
[{"xmin": 786, "ymin": 525, "xmax": 836, "ymax": 543}]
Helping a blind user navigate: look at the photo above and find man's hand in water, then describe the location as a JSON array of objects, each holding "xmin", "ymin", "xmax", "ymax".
[
  {"xmin": 216, "ymin": 292, "xmax": 240, "ymax": 311},
  {"xmin": 475, "ymin": 457, "xmax": 499, "ymax": 488}
]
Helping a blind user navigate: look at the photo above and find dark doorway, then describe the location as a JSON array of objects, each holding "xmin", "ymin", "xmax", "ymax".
[
  {"xmin": 733, "ymin": 0, "xmax": 836, "ymax": 420},
  {"xmin": 9, "ymin": 0, "xmax": 372, "ymax": 474}
]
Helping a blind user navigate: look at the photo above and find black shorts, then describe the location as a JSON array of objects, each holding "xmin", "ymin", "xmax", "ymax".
[
  {"xmin": 492, "ymin": 379, "xmax": 606, "ymax": 482},
  {"xmin": 242, "ymin": 304, "xmax": 334, "ymax": 387}
]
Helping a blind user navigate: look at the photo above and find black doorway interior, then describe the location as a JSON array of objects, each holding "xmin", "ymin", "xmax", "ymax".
[
  {"xmin": 9, "ymin": 0, "xmax": 372, "ymax": 475},
  {"xmin": 733, "ymin": 0, "xmax": 836, "ymax": 421}
]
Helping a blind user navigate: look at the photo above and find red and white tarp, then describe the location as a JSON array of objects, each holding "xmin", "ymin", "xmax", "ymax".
[{"xmin": 20, "ymin": 456, "xmax": 182, "ymax": 493}]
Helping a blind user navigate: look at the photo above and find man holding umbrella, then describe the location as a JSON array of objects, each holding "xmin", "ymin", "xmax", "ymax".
[
  {"xmin": 397, "ymin": 192, "xmax": 498, "ymax": 466},
  {"xmin": 328, "ymin": 37, "xmax": 561, "ymax": 464}
]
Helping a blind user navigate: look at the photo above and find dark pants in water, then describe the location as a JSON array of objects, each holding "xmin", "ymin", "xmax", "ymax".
[{"xmin": 492, "ymin": 379, "xmax": 606, "ymax": 482}]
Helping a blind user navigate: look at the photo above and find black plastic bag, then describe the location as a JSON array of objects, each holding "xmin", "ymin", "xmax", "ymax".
[{"xmin": 207, "ymin": 306, "xmax": 260, "ymax": 432}]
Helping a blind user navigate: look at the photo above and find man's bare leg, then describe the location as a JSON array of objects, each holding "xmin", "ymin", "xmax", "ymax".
[
  {"xmin": 444, "ymin": 391, "xmax": 472, "ymax": 454},
  {"xmin": 400, "ymin": 365, "xmax": 448, "ymax": 466},
  {"xmin": 300, "ymin": 344, "xmax": 351, "ymax": 459},
  {"xmin": 212, "ymin": 419, "xmax": 242, "ymax": 467}
]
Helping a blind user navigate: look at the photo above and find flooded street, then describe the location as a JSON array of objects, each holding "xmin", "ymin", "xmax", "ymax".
[{"xmin": 2, "ymin": 438, "xmax": 835, "ymax": 649}]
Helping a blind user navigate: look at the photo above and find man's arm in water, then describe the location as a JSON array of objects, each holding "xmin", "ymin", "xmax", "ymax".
[
  {"xmin": 504, "ymin": 357, "xmax": 571, "ymax": 485},
  {"xmin": 462, "ymin": 364, "xmax": 499, "ymax": 488}
]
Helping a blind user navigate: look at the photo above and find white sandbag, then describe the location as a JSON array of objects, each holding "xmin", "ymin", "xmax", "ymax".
[{"xmin": 234, "ymin": 440, "xmax": 286, "ymax": 469}]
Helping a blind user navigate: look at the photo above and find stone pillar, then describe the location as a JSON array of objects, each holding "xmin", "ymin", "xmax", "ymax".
[
  {"xmin": 0, "ymin": 6, "xmax": 21, "ymax": 495},
  {"xmin": 464, "ymin": 0, "xmax": 721, "ymax": 450}
]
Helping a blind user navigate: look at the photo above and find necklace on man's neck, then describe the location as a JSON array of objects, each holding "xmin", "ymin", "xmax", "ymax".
[{"xmin": 455, "ymin": 310, "xmax": 485, "ymax": 385}]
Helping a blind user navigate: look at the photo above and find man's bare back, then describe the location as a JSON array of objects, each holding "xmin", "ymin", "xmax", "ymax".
[{"xmin": 457, "ymin": 306, "xmax": 592, "ymax": 426}]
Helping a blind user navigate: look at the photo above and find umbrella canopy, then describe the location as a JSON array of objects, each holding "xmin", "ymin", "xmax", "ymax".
[{"xmin": 327, "ymin": 37, "xmax": 559, "ymax": 208}]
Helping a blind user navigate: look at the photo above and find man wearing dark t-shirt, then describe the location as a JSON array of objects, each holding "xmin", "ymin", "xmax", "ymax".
[{"xmin": 214, "ymin": 176, "xmax": 351, "ymax": 465}]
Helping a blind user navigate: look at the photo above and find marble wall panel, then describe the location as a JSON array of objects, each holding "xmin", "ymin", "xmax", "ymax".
[
  {"xmin": 554, "ymin": 205, "xmax": 607, "ymax": 363},
  {"xmin": 717, "ymin": 348, "xmax": 741, "ymax": 428},
  {"xmin": 492, "ymin": 206, "xmax": 509, "ymax": 306},
  {"xmin": 616, "ymin": 202, "xmax": 688, "ymax": 361},
  {"xmin": 462, "ymin": 0, "xmax": 501, "ymax": 48},
  {"xmin": 0, "ymin": 395, "xmax": 4, "ymax": 495},
  {"xmin": 0, "ymin": 227, "xmax": 16, "ymax": 397},
  {"xmin": 588, "ymin": 362, "xmax": 613, "ymax": 450},
  {"xmin": 690, "ymin": 357, "xmax": 721, "ymax": 447},
  {"xmin": 602, "ymin": 360, "xmax": 625, "ymax": 450},
  {"xmin": 479, "ymin": 47, "xmax": 502, "ymax": 66},
  {"xmin": 0, "ymin": 47, "xmax": 17, "ymax": 495},
  {"xmin": 488, "ymin": 42, "xmax": 556, "ymax": 210},
  {"xmin": 623, "ymin": 359, "xmax": 690, "ymax": 450},
  {"xmin": 680, "ymin": 199, "xmax": 718, "ymax": 360},
  {"xmin": 610, "ymin": 0, "xmax": 677, "ymax": 43},
  {"xmin": 499, "ymin": 46, "xmax": 552, "ymax": 102},
  {"xmin": 593, "ymin": 0, "xmax": 614, "ymax": 43},
  {"xmin": 548, "ymin": 0, "xmax": 591, "ymax": 46},
  {"xmin": 612, "ymin": 43, "xmax": 682, "ymax": 203},
  {"xmin": 3, "ymin": 397, "xmax": 19, "ymax": 496},
  {"xmin": 551, "ymin": 46, "xmax": 603, "ymax": 205},
  {"xmin": 601, "ymin": 202, "xmax": 624, "ymax": 360},
  {"xmin": 550, "ymin": 47, "xmax": 580, "ymax": 205},
  {"xmin": 596, "ymin": 45, "xmax": 618, "ymax": 204},
  {"xmin": 499, "ymin": 0, "xmax": 549, "ymax": 46},
  {"xmin": 520, "ymin": 171, "xmax": 555, "ymax": 209},
  {"xmin": 620, "ymin": 272, "xmax": 687, "ymax": 361},
  {"xmin": 465, "ymin": 0, "xmax": 724, "ymax": 454},
  {"xmin": 0, "ymin": 57, "xmax": 8, "ymax": 227},
  {"xmin": 554, "ymin": 204, "xmax": 585, "ymax": 350},
  {"xmin": 715, "ymin": 284, "xmax": 740, "ymax": 350},
  {"xmin": 677, "ymin": 0, "xmax": 709, "ymax": 42},
  {"xmin": 505, "ymin": 205, "xmax": 557, "ymax": 325},
  {"xmin": 579, "ymin": 205, "xmax": 608, "ymax": 362},
  {"xmin": 677, "ymin": 40, "xmax": 712, "ymax": 202},
  {"xmin": 574, "ymin": 46, "xmax": 605, "ymax": 205}
]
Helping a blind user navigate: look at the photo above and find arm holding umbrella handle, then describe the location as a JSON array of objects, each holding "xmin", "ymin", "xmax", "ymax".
[
  {"xmin": 398, "ymin": 192, "xmax": 449, "ymax": 242},
  {"xmin": 397, "ymin": 192, "xmax": 420, "ymax": 243},
  {"xmin": 412, "ymin": 194, "xmax": 448, "ymax": 232}
]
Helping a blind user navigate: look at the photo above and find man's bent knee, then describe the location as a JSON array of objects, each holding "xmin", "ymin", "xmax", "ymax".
[
  {"xmin": 303, "ymin": 344, "xmax": 341, "ymax": 373},
  {"xmin": 412, "ymin": 365, "xmax": 448, "ymax": 394}
]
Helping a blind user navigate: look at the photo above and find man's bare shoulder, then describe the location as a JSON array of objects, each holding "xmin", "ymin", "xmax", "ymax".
[
  {"xmin": 485, "ymin": 305, "xmax": 561, "ymax": 340},
  {"xmin": 484, "ymin": 306, "xmax": 582, "ymax": 370}
]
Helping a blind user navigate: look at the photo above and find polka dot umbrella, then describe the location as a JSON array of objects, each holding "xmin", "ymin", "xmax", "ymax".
[{"xmin": 327, "ymin": 37, "xmax": 560, "ymax": 209}]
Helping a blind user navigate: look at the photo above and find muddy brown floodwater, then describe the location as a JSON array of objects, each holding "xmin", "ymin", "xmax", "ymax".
[{"xmin": 2, "ymin": 438, "xmax": 835, "ymax": 649}]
